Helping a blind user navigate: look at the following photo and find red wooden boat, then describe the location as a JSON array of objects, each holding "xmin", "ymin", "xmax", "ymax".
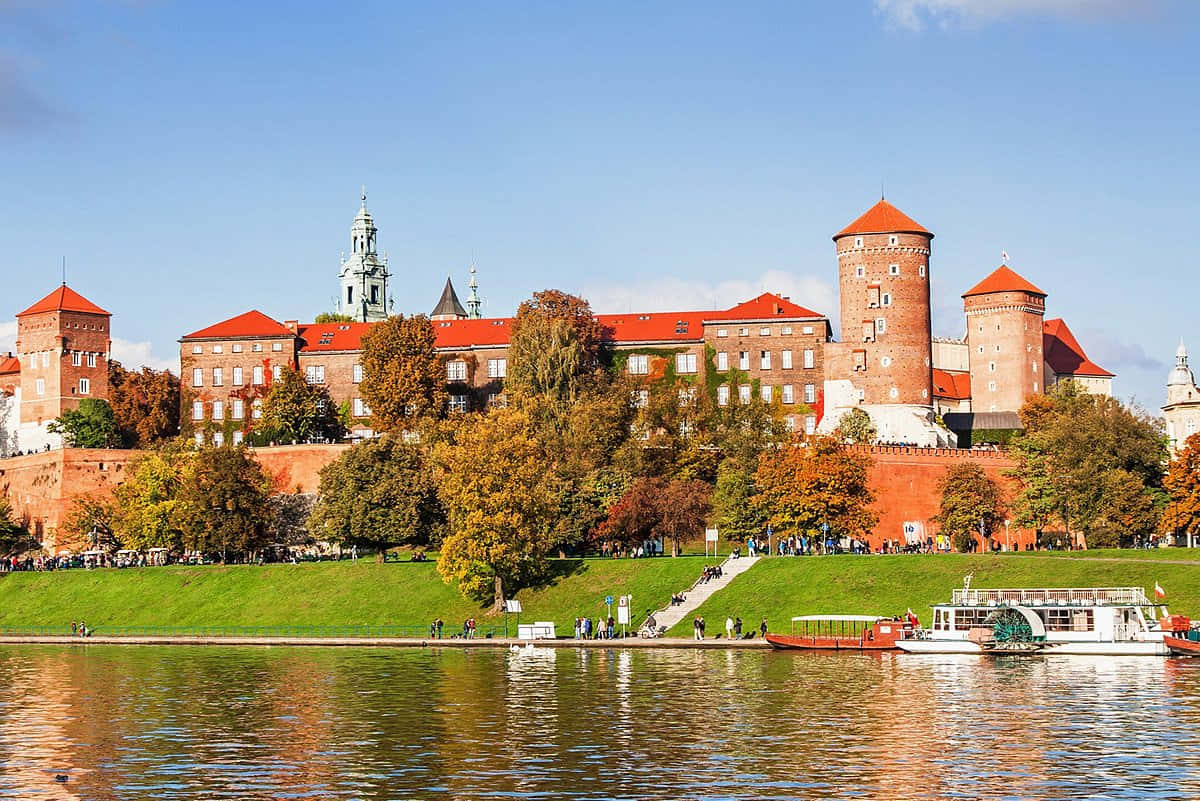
[
  {"xmin": 1160, "ymin": 615, "xmax": 1199, "ymax": 656},
  {"xmin": 1164, "ymin": 634, "xmax": 1200, "ymax": 656},
  {"xmin": 765, "ymin": 614, "xmax": 917, "ymax": 651}
]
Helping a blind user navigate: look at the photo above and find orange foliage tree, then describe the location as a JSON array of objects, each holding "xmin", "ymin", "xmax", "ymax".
[
  {"xmin": 1163, "ymin": 433, "xmax": 1200, "ymax": 543},
  {"xmin": 755, "ymin": 436, "xmax": 876, "ymax": 541},
  {"xmin": 358, "ymin": 314, "xmax": 445, "ymax": 433}
]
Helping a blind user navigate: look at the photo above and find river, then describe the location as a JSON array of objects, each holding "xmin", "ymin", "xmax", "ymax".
[{"xmin": 0, "ymin": 644, "xmax": 1195, "ymax": 800}]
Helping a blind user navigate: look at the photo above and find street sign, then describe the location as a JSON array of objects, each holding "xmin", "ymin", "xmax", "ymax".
[
  {"xmin": 605, "ymin": 595, "xmax": 613, "ymax": 606},
  {"xmin": 705, "ymin": 527, "xmax": 719, "ymax": 542},
  {"xmin": 505, "ymin": 600, "xmax": 522, "ymax": 613}
]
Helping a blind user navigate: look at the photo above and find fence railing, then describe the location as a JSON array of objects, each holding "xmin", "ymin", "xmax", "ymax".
[{"xmin": 0, "ymin": 624, "xmax": 506, "ymax": 639}]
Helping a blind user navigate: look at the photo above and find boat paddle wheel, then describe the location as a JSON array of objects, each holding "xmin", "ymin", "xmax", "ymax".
[{"xmin": 982, "ymin": 608, "xmax": 1044, "ymax": 655}]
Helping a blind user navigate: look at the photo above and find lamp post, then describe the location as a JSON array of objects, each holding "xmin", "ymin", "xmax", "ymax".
[{"xmin": 1004, "ymin": 519, "xmax": 1011, "ymax": 552}]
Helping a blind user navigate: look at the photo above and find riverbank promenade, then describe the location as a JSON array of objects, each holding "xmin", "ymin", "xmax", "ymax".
[{"xmin": 0, "ymin": 634, "xmax": 770, "ymax": 649}]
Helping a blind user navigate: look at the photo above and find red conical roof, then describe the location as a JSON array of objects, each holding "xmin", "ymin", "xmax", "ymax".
[
  {"xmin": 963, "ymin": 265, "xmax": 1046, "ymax": 298},
  {"xmin": 835, "ymin": 199, "xmax": 930, "ymax": 239},
  {"xmin": 17, "ymin": 284, "xmax": 110, "ymax": 317}
]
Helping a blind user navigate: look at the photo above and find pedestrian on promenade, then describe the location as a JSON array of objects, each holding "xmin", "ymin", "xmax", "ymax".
[
  {"xmin": 574, "ymin": 617, "xmax": 581, "ymax": 639},
  {"xmin": 595, "ymin": 617, "xmax": 604, "ymax": 640},
  {"xmin": 467, "ymin": 618, "xmax": 476, "ymax": 638},
  {"xmin": 70, "ymin": 621, "xmax": 77, "ymax": 636},
  {"xmin": 351, "ymin": 544, "xmax": 358, "ymax": 562},
  {"xmin": 725, "ymin": 616, "xmax": 734, "ymax": 639},
  {"xmin": 607, "ymin": 615, "xmax": 615, "ymax": 639},
  {"xmin": 693, "ymin": 617, "xmax": 701, "ymax": 641},
  {"xmin": 760, "ymin": 617, "xmax": 768, "ymax": 638},
  {"xmin": 435, "ymin": 618, "xmax": 443, "ymax": 639},
  {"xmin": 734, "ymin": 617, "xmax": 742, "ymax": 638},
  {"xmin": 699, "ymin": 617, "xmax": 706, "ymax": 639}
]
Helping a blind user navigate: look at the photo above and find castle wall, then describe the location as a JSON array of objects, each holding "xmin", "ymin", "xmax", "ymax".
[{"xmin": 964, "ymin": 291, "xmax": 1044, "ymax": 413}]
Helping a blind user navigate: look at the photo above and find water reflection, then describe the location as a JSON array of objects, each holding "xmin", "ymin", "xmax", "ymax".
[{"xmin": 0, "ymin": 645, "xmax": 1192, "ymax": 799}]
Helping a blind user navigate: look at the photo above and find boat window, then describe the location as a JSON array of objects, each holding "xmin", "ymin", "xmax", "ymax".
[
  {"xmin": 1042, "ymin": 609, "xmax": 1094, "ymax": 632},
  {"xmin": 953, "ymin": 609, "xmax": 992, "ymax": 630}
]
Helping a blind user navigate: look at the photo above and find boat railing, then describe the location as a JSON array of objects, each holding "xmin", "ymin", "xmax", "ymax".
[{"xmin": 949, "ymin": 587, "xmax": 1152, "ymax": 607}]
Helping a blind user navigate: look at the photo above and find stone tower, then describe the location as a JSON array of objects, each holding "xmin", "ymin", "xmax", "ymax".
[
  {"xmin": 962, "ymin": 264, "xmax": 1047, "ymax": 413},
  {"xmin": 832, "ymin": 199, "xmax": 934, "ymax": 407},
  {"xmin": 338, "ymin": 190, "xmax": 391, "ymax": 322},
  {"xmin": 1164, "ymin": 339, "xmax": 1200, "ymax": 457}
]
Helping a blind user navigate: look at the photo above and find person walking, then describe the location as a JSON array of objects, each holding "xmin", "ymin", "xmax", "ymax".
[
  {"xmin": 607, "ymin": 615, "xmax": 615, "ymax": 639},
  {"xmin": 734, "ymin": 617, "xmax": 743, "ymax": 638},
  {"xmin": 725, "ymin": 616, "xmax": 734, "ymax": 640},
  {"xmin": 760, "ymin": 617, "xmax": 768, "ymax": 638},
  {"xmin": 699, "ymin": 616, "xmax": 706, "ymax": 639},
  {"xmin": 693, "ymin": 617, "xmax": 701, "ymax": 641}
]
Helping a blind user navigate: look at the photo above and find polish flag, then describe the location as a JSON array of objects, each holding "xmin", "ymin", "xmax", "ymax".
[{"xmin": 1155, "ymin": 582, "xmax": 1166, "ymax": 599}]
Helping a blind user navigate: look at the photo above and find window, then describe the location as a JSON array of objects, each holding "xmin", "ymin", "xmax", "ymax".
[
  {"xmin": 627, "ymin": 355, "xmax": 649, "ymax": 375},
  {"xmin": 79, "ymin": 378, "xmax": 90, "ymax": 394},
  {"xmin": 678, "ymin": 387, "xmax": 696, "ymax": 406},
  {"xmin": 353, "ymin": 398, "xmax": 372, "ymax": 417},
  {"xmin": 805, "ymin": 416, "xmax": 816, "ymax": 435},
  {"xmin": 882, "ymin": 293, "xmax": 892, "ymax": 307},
  {"xmin": 33, "ymin": 377, "xmax": 44, "ymax": 396},
  {"xmin": 718, "ymin": 385, "xmax": 730, "ymax": 406},
  {"xmin": 738, "ymin": 384, "xmax": 751, "ymax": 404},
  {"xmin": 448, "ymin": 395, "xmax": 468, "ymax": 413},
  {"xmin": 854, "ymin": 237, "xmax": 863, "ymax": 248},
  {"xmin": 738, "ymin": 351, "xmax": 750, "ymax": 370},
  {"xmin": 875, "ymin": 318, "xmax": 886, "ymax": 335},
  {"xmin": 738, "ymin": 327, "xmax": 749, "ymax": 337},
  {"xmin": 803, "ymin": 349, "xmax": 815, "ymax": 369},
  {"xmin": 679, "ymin": 420, "xmax": 693, "ymax": 438},
  {"xmin": 488, "ymin": 393, "xmax": 507, "ymax": 408},
  {"xmin": 232, "ymin": 399, "xmax": 244, "ymax": 420},
  {"xmin": 192, "ymin": 400, "xmax": 204, "ymax": 420},
  {"xmin": 487, "ymin": 358, "xmax": 507, "ymax": 379},
  {"xmin": 760, "ymin": 351, "xmax": 772, "ymax": 370},
  {"xmin": 353, "ymin": 364, "xmax": 364, "ymax": 383},
  {"xmin": 717, "ymin": 352, "xmax": 729, "ymax": 371},
  {"xmin": 781, "ymin": 326, "xmax": 792, "ymax": 336},
  {"xmin": 272, "ymin": 365, "xmax": 282, "ymax": 381},
  {"xmin": 675, "ymin": 353, "xmax": 697, "ymax": 374},
  {"xmin": 252, "ymin": 399, "xmax": 263, "ymax": 419},
  {"xmin": 1033, "ymin": 381, "xmax": 1039, "ymax": 392},
  {"xmin": 881, "ymin": 356, "xmax": 892, "ymax": 368},
  {"xmin": 89, "ymin": 352, "xmax": 98, "ymax": 368},
  {"xmin": 889, "ymin": 264, "xmax": 900, "ymax": 276},
  {"xmin": 889, "ymin": 387, "xmax": 899, "ymax": 399},
  {"xmin": 232, "ymin": 367, "xmax": 243, "ymax": 386},
  {"xmin": 306, "ymin": 365, "xmax": 325, "ymax": 384},
  {"xmin": 863, "ymin": 321, "xmax": 875, "ymax": 342},
  {"xmin": 632, "ymin": 389, "xmax": 649, "ymax": 409},
  {"xmin": 252, "ymin": 365, "xmax": 264, "ymax": 385},
  {"xmin": 212, "ymin": 345, "xmax": 223, "ymax": 354},
  {"xmin": 988, "ymin": 381, "xmax": 997, "ymax": 392},
  {"xmin": 192, "ymin": 345, "xmax": 202, "ymax": 354},
  {"xmin": 213, "ymin": 431, "xmax": 224, "ymax": 447},
  {"xmin": 919, "ymin": 264, "xmax": 926, "ymax": 277},
  {"xmin": 213, "ymin": 400, "xmax": 224, "ymax": 420},
  {"xmin": 717, "ymin": 328, "xmax": 728, "ymax": 338},
  {"xmin": 252, "ymin": 343, "xmax": 263, "ymax": 353},
  {"xmin": 195, "ymin": 431, "xmax": 205, "ymax": 446},
  {"xmin": 212, "ymin": 367, "xmax": 223, "ymax": 387},
  {"xmin": 855, "ymin": 266, "xmax": 865, "ymax": 278},
  {"xmin": 1032, "ymin": 362, "xmax": 1039, "ymax": 374},
  {"xmin": 761, "ymin": 385, "xmax": 773, "ymax": 403},
  {"xmin": 72, "ymin": 352, "xmax": 82, "ymax": 367},
  {"xmin": 232, "ymin": 344, "xmax": 243, "ymax": 353},
  {"xmin": 272, "ymin": 343, "xmax": 283, "ymax": 352},
  {"xmin": 781, "ymin": 350, "xmax": 793, "ymax": 369},
  {"xmin": 42, "ymin": 352, "xmax": 49, "ymax": 367},
  {"xmin": 804, "ymin": 383, "xmax": 816, "ymax": 404},
  {"xmin": 760, "ymin": 327, "xmax": 771, "ymax": 336},
  {"xmin": 193, "ymin": 368, "xmax": 203, "ymax": 387},
  {"xmin": 868, "ymin": 286, "xmax": 881, "ymax": 308},
  {"xmin": 803, "ymin": 326, "xmax": 813, "ymax": 335},
  {"xmin": 989, "ymin": 362, "xmax": 996, "ymax": 373},
  {"xmin": 782, "ymin": 385, "xmax": 794, "ymax": 404},
  {"xmin": 889, "ymin": 235, "xmax": 898, "ymax": 246},
  {"xmin": 232, "ymin": 431, "xmax": 244, "ymax": 446}
]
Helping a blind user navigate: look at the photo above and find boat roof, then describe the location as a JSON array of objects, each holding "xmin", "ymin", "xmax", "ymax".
[
  {"xmin": 791, "ymin": 615, "xmax": 883, "ymax": 622},
  {"xmin": 946, "ymin": 586, "xmax": 1154, "ymax": 607}
]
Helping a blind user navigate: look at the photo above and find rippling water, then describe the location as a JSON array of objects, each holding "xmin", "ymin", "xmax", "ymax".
[{"xmin": 0, "ymin": 645, "xmax": 1196, "ymax": 800}]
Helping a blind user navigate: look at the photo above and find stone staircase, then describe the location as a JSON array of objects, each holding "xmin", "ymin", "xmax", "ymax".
[{"xmin": 642, "ymin": 555, "xmax": 761, "ymax": 635}]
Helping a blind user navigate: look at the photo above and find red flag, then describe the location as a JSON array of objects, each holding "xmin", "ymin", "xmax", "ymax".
[{"xmin": 1155, "ymin": 582, "xmax": 1166, "ymax": 599}]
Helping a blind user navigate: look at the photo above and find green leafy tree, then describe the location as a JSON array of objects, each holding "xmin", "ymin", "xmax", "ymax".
[
  {"xmin": 358, "ymin": 314, "xmax": 445, "ymax": 432},
  {"xmin": 935, "ymin": 462, "xmax": 1006, "ymax": 552},
  {"xmin": 506, "ymin": 316, "xmax": 585, "ymax": 406},
  {"xmin": 177, "ymin": 446, "xmax": 273, "ymax": 560},
  {"xmin": 0, "ymin": 499, "xmax": 36, "ymax": 557},
  {"xmin": 713, "ymin": 459, "xmax": 764, "ymax": 545},
  {"xmin": 436, "ymin": 408, "xmax": 557, "ymax": 609},
  {"xmin": 48, "ymin": 398, "xmax": 118, "ymax": 448},
  {"xmin": 835, "ymin": 408, "xmax": 877, "ymax": 444},
  {"xmin": 309, "ymin": 436, "xmax": 443, "ymax": 552},
  {"xmin": 112, "ymin": 446, "xmax": 190, "ymax": 552},
  {"xmin": 314, "ymin": 312, "xmax": 354, "ymax": 323},
  {"xmin": 108, "ymin": 361, "xmax": 181, "ymax": 447},
  {"xmin": 261, "ymin": 367, "xmax": 344, "ymax": 443},
  {"xmin": 60, "ymin": 496, "xmax": 119, "ymax": 552}
]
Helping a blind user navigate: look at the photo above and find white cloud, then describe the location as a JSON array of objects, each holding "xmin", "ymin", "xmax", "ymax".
[
  {"xmin": 874, "ymin": 0, "xmax": 1156, "ymax": 30},
  {"xmin": 0, "ymin": 324, "xmax": 176, "ymax": 374},
  {"xmin": 581, "ymin": 269, "xmax": 839, "ymax": 325}
]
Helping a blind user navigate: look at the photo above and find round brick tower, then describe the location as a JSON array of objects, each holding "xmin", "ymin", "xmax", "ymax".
[
  {"xmin": 962, "ymin": 264, "xmax": 1046, "ymax": 414},
  {"xmin": 833, "ymin": 199, "xmax": 933, "ymax": 407}
]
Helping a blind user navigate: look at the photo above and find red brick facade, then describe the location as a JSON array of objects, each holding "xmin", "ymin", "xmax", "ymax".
[{"xmin": 963, "ymin": 287, "xmax": 1046, "ymax": 414}]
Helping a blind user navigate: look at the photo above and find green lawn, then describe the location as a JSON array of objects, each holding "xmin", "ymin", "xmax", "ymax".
[
  {"xmin": 672, "ymin": 551, "xmax": 1200, "ymax": 636},
  {"xmin": 0, "ymin": 556, "xmax": 717, "ymax": 636}
]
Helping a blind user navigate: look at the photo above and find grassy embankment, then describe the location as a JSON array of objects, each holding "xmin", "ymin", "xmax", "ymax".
[
  {"xmin": 0, "ymin": 556, "xmax": 717, "ymax": 636},
  {"xmin": 672, "ymin": 551, "xmax": 1200, "ymax": 636}
]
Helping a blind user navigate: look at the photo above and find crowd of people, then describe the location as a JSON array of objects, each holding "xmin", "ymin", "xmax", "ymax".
[{"xmin": 573, "ymin": 615, "xmax": 618, "ymax": 639}]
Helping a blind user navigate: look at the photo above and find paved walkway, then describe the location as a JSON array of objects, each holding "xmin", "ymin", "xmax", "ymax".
[
  {"xmin": 643, "ymin": 554, "xmax": 761, "ymax": 635},
  {"xmin": 0, "ymin": 635, "xmax": 769, "ymax": 649}
]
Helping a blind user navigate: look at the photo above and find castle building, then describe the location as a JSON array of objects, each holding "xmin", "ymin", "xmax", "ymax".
[
  {"xmin": 1163, "ymin": 340, "xmax": 1200, "ymax": 457},
  {"xmin": 337, "ymin": 192, "xmax": 391, "ymax": 322},
  {"xmin": 0, "ymin": 285, "xmax": 113, "ymax": 454}
]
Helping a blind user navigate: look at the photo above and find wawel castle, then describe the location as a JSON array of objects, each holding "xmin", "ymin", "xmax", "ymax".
[{"xmin": 171, "ymin": 194, "xmax": 1113, "ymax": 450}]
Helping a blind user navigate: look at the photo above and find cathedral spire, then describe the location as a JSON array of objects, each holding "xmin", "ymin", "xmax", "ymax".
[
  {"xmin": 466, "ymin": 265, "xmax": 482, "ymax": 319},
  {"xmin": 337, "ymin": 189, "xmax": 390, "ymax": 322}
]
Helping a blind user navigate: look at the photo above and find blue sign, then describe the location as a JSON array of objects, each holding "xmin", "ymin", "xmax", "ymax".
[
  {"xmin": 605, "ymin": 595, "xmax": 613, "ymax": 606},
  {"xmin": 821, "ymin": 522, "xmax": 830, "ymax": 533}
]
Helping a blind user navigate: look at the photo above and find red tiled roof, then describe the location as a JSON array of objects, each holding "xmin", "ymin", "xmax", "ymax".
[
  {"xmin": 835, "ymin": 199, "xmax": 930, "ymax": 238},
  {"xmin": 183, "ymin": 310, "xmax": 295, "ymax": 340},
  {"xmin": 597, "ymin": 311, "xmax": 707, "ymax": 343},
  {"xmin": 932, "ymin": 368, "xmax": 971, "ymax": 401},
  {"xmin": 0, "ymin": 356, "xmax": 20, "ymax": 375},
  {"xmin": 963, "ymin": 265, "xmax": 1047, "ymax": 298},
  {"xmin": 17, "ymin": 285, "xmax": 109, "ymax": 317},
  {"xmin": 296, "ymin": 322, "xmax": 375, "ymax": 352},
  {"xmin": 1043, "ymin": 319, "xmax": 1114, "ymax": 378},
  {"xmin": 702, "ymin": 293, "xmax": 823, "ymax": 322},
  {"xmin": 432, "ymin": 317, "xmax": 514, "ymax": 349}
]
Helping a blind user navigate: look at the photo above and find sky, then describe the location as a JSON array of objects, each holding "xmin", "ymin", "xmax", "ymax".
[{"xmin": 0, "ymin": 0, "xmax": 1197, "ymax": 410}]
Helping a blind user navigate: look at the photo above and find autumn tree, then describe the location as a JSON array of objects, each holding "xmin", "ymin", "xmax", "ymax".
[
  {"xmin": 935, "ymin": 463, "xmax": 1006, "ymax": 552},
  {"xmin": 506, "ymin": 316, "xmax": 585, "ymax": 406},
  {"xmin": 596, "ymin": 477, "xmax": 662, "ymax": 549},
  {"xmin": 260, "ymin": 367, "xmax": 343, "ymax": 443},
  {"xmin": 309, "ymin": 436, "xmax": 443, "ymax": 552},
  {"xmin": 108, "ymin": 361, "xmax": 181, "ymax": 447},
  {"xmin": 314, "ymin": 312, "xmax": 354, "ymax": 323},
  {"xmin": 835, "ymin": 408, "xmax": 877, "ymax": 445},
  {"xmin": 267, "ymin": 493, "xmax": 317, "ymax": 547},
  {"xmin": 358, "ymin": 314, "xmax": 445, "ymax": 432},
  {"xmin": 513, "ymin": 289, "xmax": 604, "ymax": 367},
  {"xmin": 0, "ymin": 499, "xmax": 36, "ymax": 557},
  {"xmin": 111, "ymin": 445, "xmax": 190, "ymax": 552},
  {"xmin": 436, "ymin": 408, "xmax": 557, "ymax": 609},
  {"xmin": 755, "ymin": 436, "xmax": 876, "ymax": 541},
  {"xmin": 1163, "ymin": 433, "xmax": 1200, "ymax": 544},
  {"xmin": 598, "ymin": 476, "xmax": 712, "ymax": 556},
  {"xmin": 176, "ymin": 446, "xmax": 273, "ymax": 560},
  {"xmin": 60, "ymin": 496, "xmax": 119, "ymax": 552},
  {"xmin": 48, "ymin": 398, "xmax": 118, "ymax": 448}
]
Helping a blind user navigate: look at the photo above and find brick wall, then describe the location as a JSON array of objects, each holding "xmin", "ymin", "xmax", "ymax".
[
  {"xmin": 964, "ymin": 291, "xmax": 1045, "ymax": 413},
  {"xmin": 702, "ymin": 324, "xmax": 826, "ymax": 427},
  {"xmin": 16, "ymin": 310, "xmax": 111, "ymax": 425},
  {"xmin": 180, "ymin": 336, "xmax": 297, "ymax": 442}
]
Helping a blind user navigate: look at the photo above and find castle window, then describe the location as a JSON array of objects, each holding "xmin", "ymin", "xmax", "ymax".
[
  {"xmin": 919, "ymin": 264, "xmax": 926, "ymax": 277},
  {"xmin": 738, "ymin": 351, "xmax": 750, "ymax": 370},
  {"xmin": 718, "ymin": 385, "xmax": 730, "ymax": 406},
  {"xmin": 232, "ymin": 344, "xmax": 243, "ymax": 353},
  {"xmin": 717, "ymin": 328, "xmax": 728, "ymax": 338},
  {"xmin": 882, "ymin": 293, "xmax": 892, "ymax": 307},
  {"xmin": 631, "ymin": 390, "xmax": 648, "ymax": 409},
  {"xmin": 192, "ymin": 345, "xmax": 202, "ymax": 354},
  {"xmin": 882, "ymin": 356, "xmax": 892, "ymax": 368},
  {"xmin": 212, "ymin": 345, "xmax": 223, "ymax": 354},
  {"xmin": 488, "ymin": 393, "xmax": 507, "ymax": 408},
  {"xmin": 889, "ymin": 264, "xmax": 900, "ymax": 276},
  {"xmin": 353, "ymin": 398, "xmax": 371, "ymax": 417},
  {"xmin": 805, "ymin": 416, "xmax": 816, "ymax": 435},
  {"xmin": 371, "ymin": 285, "xmax": 379, "ymax": 305},
  {"xmin": 856, "ymin": 266, "xmax": 865, "ymax": 278},
  {"xmin": 213, "ymin": 367, "xmax": 223, "ymax": 387},
  {"xmin": 781, "ymin": 326, "xmax": 793, "ymax": 335},
  {"xmin": 192, "ymin": 401, "xmax": 203, "ymax": 420},
  {"xmin": 854, "ymin": 237, "xmax": 863, "ymax": 248},
  {"xmin": 445, "ymin": 360, "xmax": 467, "ymax": 382},
  {"xmin": 72, "ymin": 352, "xmax": 82, "ymax": 367},
  {"xmin": 675, "ymin": 353, "xmax": 697, "ymax": 374},
  {"xmin": 1032, "ymin": 362, "xmax": 1038, "ymax": 374},
  {"xmin": 679, "ymin": 387, "xmax": 696, "ymax": 406},
  {"xmin": 347, "ymin": 286, "xmax": 354, "ymax": 305},
  {"xmin": 782, "ymin": 350, "xmax": 793, "ymax": 369},
  {"xmin": 79, "ymin": 378, "xmax": 90, "ymax": 395},
  {"xmin": 804, "ymin": 349, "xmax": 815, "ymax": 369},
  {"xmin": 253, "ymin": 343, "xmax": 263, "ymax": 353},
  {"xmin": 232, "ymin": 399, "xmax": 244, "ymax": 420},
  {"xmin": 760, "ymin": 327, "xmax": 771, "ymax": 336},
  {"xmin": 782, "ymin": 385, "xmax": 794, "ymax": 404},
  {"xmin": 876, "ymin": 318, "xmax": 886, "ymax": 335},
  {"xmin": 717, "ymin": 352, "xmax": 729, "ymax": 371},
  {"xmin": 889, "ymin": 387, "xmax": 899, "ymax": 399},
  {"xmin": 272, "ymin": 343, "xmax": 283, "ymax": 352},
  {"xmin": 305, "ymin": 365, "xmax": 325, "ymax": 385},
  {"xmin": 995, "ymin": 344, "xmax": 1001, "ymax": 351},
  {"xmin": 1033, "ymin": 381, "xmax": 1039, "ymax": 392},
  {"xmin": 487, "ymin": 358, "xmax": 508, "ymax": 379},
  {"xmin": 42, "ymin": 352, "xmax": 49, "ymax": 368},
  {"xmin": 853, "ymin": 351, "xmax": 866, "ymax": 372},
  {"xmin": 738, "ymin": 385, "xmax": 751, "ymax": 404},
  {"xmin": 988, "ymin": 381, "xmax": 997, "ymax": 391},
  {"xmin": 868, "ymin": 286, "xmax": 880, "ymax": 308},
  {"xmin": 252, "ymin": 365, "xmax": 264, "ymax": 385},
  {"xmin": 627, "ymin": 355, "xmax": 649, "ymax": 375},
  {"xmin": 195, "ymin": 432, "xmax": 205, "ymax": 446},
  {"xmin": 805, "ymin": 383, "xmax": 816, "ymax": 404},
  {"xmin": 213, "ymin": 400, "xmax": 224, "ymax": 420},
  {"xmin": 272, "ymin": 365, "xmax": 282, "ymax": 381},
  {"xmin": 760, "ymin": 351, "xmax": 771, "ymax": 370},
  {"xmin": 761, "ymin": 385, "xmax": 773, "ymax": 403},
  {"xmin": 87, "ymin": 353, "xmax": 97, "ymax": 368},
  {"xmin": 233, "ymin": 431, "xmax": 244, "ymax": 446},
  {"xmin": 803, "ymin": 326, "xmax": 814, "ymax": 335},
  {"xmin": 989, "ymin": 362, "xmax": 996, "ymax": 373},
  {"xmin": 353, "ymin": 364, "xmax": 364, "ymax": 383},
  {"xmin": 889, "ymin": 235, "xmax": 898, "ymax": 246},
  {"xmin": 213, "ymin": 431, "xmax": 224, "ymax": 447},
  {"xmin": 738, "ymin": 327, "xmax": 749, "ymax": 337},
  {"xmin": 193, "ymin": 368, "xmax": 203, "ymax": 387},
  {"xmin": 252, "ymin": 399, "xmax": 263, "ymax": 419}
]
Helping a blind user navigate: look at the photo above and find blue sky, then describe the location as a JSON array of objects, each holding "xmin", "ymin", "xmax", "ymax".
[{"xmin": 0, "ymin": 0, "xmax": 1196, "ymax": 409}]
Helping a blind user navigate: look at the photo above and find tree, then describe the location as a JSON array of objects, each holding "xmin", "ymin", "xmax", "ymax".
[
  {"xmin": 506, "ymin": 316, "xmax": 585, "ymax": 406},
  {"xmin": 358, "ymin": 314, "xmax": 445, "ymax": 432},
  {"xmin": 1163, "ymin": 433, "xmax": 1200, "ymax": 544},
  {"xmin": 513, "ymin": 289, "xmax": 604, "ymax": 367},
  {"xmin": 267, "ymin": 493, "xmax": 317, "ymax": 547},
  {"xmin": 314, "ymin": 312, "xmax": 354, "ymax": 323},
  {"xmin": 596, "ymin": 477, "xmax": 663, "ymax": 549},
  {"xmin": 0, "ymin": 499, "xmax": 36, "ymax": 557},
  {"xmin": 597, "ymin": 476, "xmax": 711, "ymax": 556},
  {"xmin": 108, "ymin": 361, "xmax": 181, "ymax": 447},
  {"xmin": 657, "ymin": 479, "xmax": 712, "ymax": 556},
  {"xmin": 1090, "ymin": 469, "xmax": 1164, "ymax": 548},
  {"xmin": 48, "ymin": 398, "xmax": 118, "ymax": 448},
  {"xmin": 755, "ymin": 436, "xmax": 877, "ymax": 541},
  {"xmin": 111, "ymin": 445, "xmax": 190, "ymax": 552},
  {"xmin": 835, "ymin": 408, "xmax": 877, "ymax": 445},
  {"xmin": 935, "ymin": 463, "xmax": 1006, "ymax": 552},
  {"xmin": 1010, "ymin": 381, "xmax": 1166, "ymax": 547},
  {"xmin": 309, "ymin": 436, "xmax": 443, "ymax": 552},
  {"xmin": 713, "ymin": 459, "xmax": 764, "ymax": 545},
  {"xmin": 60, "ymin": 496, "xmax": 119, "ymax": 552},
  {"xmin": 436, "ymin": 408, "xmax": 557, "ymax": 609},
  {"xmin": 261, "ymin": 367, "xmax": 343, "ymax": 443},
  {"xmin": 176, "ymin": 446, "xmax": 273, "ymax": 560}
]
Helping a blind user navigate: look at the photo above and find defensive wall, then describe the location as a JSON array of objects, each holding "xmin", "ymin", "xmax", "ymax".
[{"xmin": 1, "ymin": 443, "xmax": 1031, "ymax": 554}]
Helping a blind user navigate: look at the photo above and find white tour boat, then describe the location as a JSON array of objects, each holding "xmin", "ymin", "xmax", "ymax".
[{"xmin": 898, "ymin": 576, "xmax": 1173, "ymax": 656}]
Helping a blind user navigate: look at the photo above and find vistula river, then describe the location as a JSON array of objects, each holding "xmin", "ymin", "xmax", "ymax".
[{"xmin": 0, "ymin": 645, "xmax": 1195, "ymax": 800}]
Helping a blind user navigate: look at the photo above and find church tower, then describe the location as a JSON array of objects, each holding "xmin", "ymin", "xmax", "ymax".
[
  {"xmin": 338, "ymin": 190, "xmax": 391, "ymax": 322},
  {"xmin": 1164, "ymin": 339, "xmax": 1200, "ymax": 457}
]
